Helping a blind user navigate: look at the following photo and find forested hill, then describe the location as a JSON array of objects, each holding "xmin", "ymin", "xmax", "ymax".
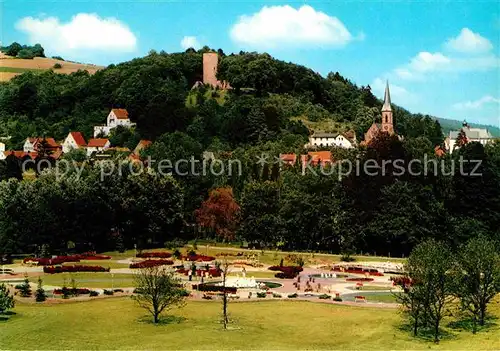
[
  {"xmin": 437, "ymin": 117, "xmax": 500, "ymax": 137},
  {"xmin": 0, "ymin": 48, "xmax": 443, "ymax": 149}
]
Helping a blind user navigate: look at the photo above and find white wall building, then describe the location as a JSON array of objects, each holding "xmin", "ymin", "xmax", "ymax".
[
  {"xmin": 447, "ymin": 122, "xmax": 495, "ymax": 152},
  {"xmin": 0, "ymin": 142, "xmax": 5, "ymax": 160},
  {"xmin": 86, "ymin": 138, "xmax": 110, "ymax": 156},
  {"xmin": 306, "ymin": 132, "xmax": 356, "ymax": 149},
  {"xmin": 94, "ymin": 109, "xmax": 135, "ymax": 137},
  {"xmin": 62, "ymin": 132, "xmax": 87, "ymax": 153}
]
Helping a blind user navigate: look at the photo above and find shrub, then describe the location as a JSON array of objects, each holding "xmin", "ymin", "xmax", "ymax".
[
  {"xmin": 54, "ymin": 288, "xmax": 91, "ymax": 296},
  {"xmin": 103, "ymin": 289, "xmax": 114, "ymax": 296},
  {"xmin": 53, "ymin": 63, "xmax": 62, "ymax": 69},
  {"xmin": 340, "ymin": 253, "xmax": 356, "ymax": 262},
  {"xmin": 17, "ymin": 48, "xmax": 35, "ymax": 59},
  {"xmin": 269, "ymin": 265, "xmax": 303, "ymax": 279},
  {"xmin": 333, "ymin": 297, "xmax": 343, "ymax": 302},
  {"xmin": 51, "ymin": 55, "xmax": 64, "ymax": 60},
  {"xmin": 318, "ymin": 294, "xmax": 331, "ymax": 299},
  {"xmin": 256, "ymin": 292, "xmax": 266, "ymax": 298},
  {"xmin": 19, "ymin": 276, "xmax": 32, "ymax": 297},
  {"xmin": 89, "ymin": 290, "xmax": 99, "ymax": 297},
  {"xmin": 273, "ymin": 293, "xmax": 282, "ymax": 298},
  {"xmin": 287, "ymin": 293, "xmax": 298, "ymax": 298},
  {"xmin": 193, "ymin": 284, "xmax": 237, "ymax": 294},
  {"xmin": 172, "ymin": 249, "xmax": 181, "ymax": 259},
  {"xmin": 113, "ymin": 289, "xmax": 124, "ymax": 293}
]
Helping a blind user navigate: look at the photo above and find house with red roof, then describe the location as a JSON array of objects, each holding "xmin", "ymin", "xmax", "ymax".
[
  {"xmin": 94, "ymin": 108, "xmax": 136, "ymax": 137},
  {"xmin": 86, "ymin": 138, "xmax": 110, "ymax": 156},
  {"xmin": 133, "ymin": 139, "xmax": 152, "ymax": 155},
  {"xmin": 23, "ymin": 137, "xmax": 61, "ymax": 153},
  {"xmin": 62, "ymin": 132, "xmax": 87, "ymax": 153}
]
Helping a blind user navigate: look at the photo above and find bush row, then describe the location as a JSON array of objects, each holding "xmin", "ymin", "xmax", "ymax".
[
  {"xmin": 24, "ymin": 252, "xmax": 111, "ymax": 266},
  {"xmin": 332, "ymin": 266, "xmax": 384, "ymax": 276},
  {"xmin": 181, "ymin": 254, "xmax": 215, "ymax": 262},
  {"xmin": 192, "ymin": 284, "xmax": 237, "ymax": 294},
  {"xmin": 268, "ymin": 265, "xmax": 303, "ymax": 279},
  {"xmin": 136, "ymin": 252, "xmax": 172, "ymax": 259}
]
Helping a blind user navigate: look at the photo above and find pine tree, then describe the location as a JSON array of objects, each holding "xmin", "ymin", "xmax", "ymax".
[
  {"xmin": 19, "ymin": 275, "xmax": 32, "ymax": 297},
  {"xmin": 35, "ymin": 277, "xmax": 46, "ymax": 302},
  {"xmin": 0, "ymin": 283, "xmax": 15, "ymax": 314}
]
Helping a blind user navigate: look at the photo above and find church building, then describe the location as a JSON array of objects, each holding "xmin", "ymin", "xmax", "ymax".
[{"xmin": 363, "ymin": 81, "xmax": 394, "ymax": 145}]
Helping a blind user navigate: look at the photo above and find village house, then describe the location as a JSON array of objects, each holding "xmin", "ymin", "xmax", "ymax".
[
  {"xmin": 62, "ymin": 132, "xmax": 87, "ymax": 153},
  {"xmin": 280, "ymin": 151, "xmax": 333, "ymax": 167},
  {"xmin": 86, "ymin": 138, "xmax": 111, "ymax": 156},
  {"xmin": 133, "ymin": 139, "xmax": 152, "ymax": 155},
  {"xmin": 446, "ymin": 121, "xmax": 494, "ymax": 152},
  {"xmin": 306, "ymin": 131, "xmax": 356, "ymax": 149},
  {"xmin": 94, "ymin": 108, "xmax": 135, "ymax": 137},
  {"xmin": 23, "ymin": 137, "xmax": 61, "ymax": 153}
]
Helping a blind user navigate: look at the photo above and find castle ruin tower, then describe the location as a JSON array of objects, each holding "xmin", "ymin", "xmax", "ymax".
[
  {"xmin": 381, "ymin": 81, "xmax": 394, "ymax": 134},
  {"xmin": 203, "ymin": 52, "xmax": 219, "ymax": 88}
]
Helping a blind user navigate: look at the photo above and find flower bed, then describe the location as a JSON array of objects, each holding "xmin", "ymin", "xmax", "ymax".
[
  {"xmin": 53, "ymin": 288, "xmax": 91, "ymax": 295},
  {"xmin": 332, "ymin": 266, "xmax": 384, "ymax": 276},
  {"xmin": 268, "ymin": 265, "xmax": 303, "ymax": 279},
  {"xmin": 129, "ymin": 259, "xmax": 174, "ymax": 269},
  {"xmin": 43, "ymin": 265, "xmax": 110, "ymax": 274},
  {"xmin": 136, "ymin": 251, "xmax": 172, "ymax": 259},
  {"xmin": 181, "ymin": 254, "xmax": 215, "ymax": 262},
  {"xmin": 345, "ymin": 277, "xmax": 374, "ymax": 282},
  {"xmin": 175, "ymin": 268, "xmax": 221, "ymax": 277}
]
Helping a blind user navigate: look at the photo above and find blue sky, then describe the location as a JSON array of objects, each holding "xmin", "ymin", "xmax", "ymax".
[{"xmin": 2, "ymin": 0, "xmax": 499, "ymax": 127}]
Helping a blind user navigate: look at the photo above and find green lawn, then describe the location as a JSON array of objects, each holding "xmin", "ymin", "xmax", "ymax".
[
  {"xmin": 36, "ymin": 272, "xmax": 137, "ymax": 288},
  {"xmin": 2, "ymin": 298, "xmax": 500, "ymax": 350},
  {"xmin": 0, "ymin": 67, "xmax": 42, "ymax": 73}
]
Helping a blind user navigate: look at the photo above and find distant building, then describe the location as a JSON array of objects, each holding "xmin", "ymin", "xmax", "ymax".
[
  {"xmin": 363, "ymin": 81, "xmax": 395, "ymax": 145},
  {"xmin": 191, "ymin": 53, "xmax": 231, "ymax": 90},
  {"xmin": 23, "ymin": 137, "xmax": 60, "ymax": 153},
  {"xmin": 306, "ymin": 131, "xmax": 356, "ymax": 149},
  {"xmin": 133, "ymin": 139, "xmax": 152, "ymax": 155},
  {"xmin": 446, "ymin": 121, "xmax": 495, "ymax": 152},
  {"xmin": 62, "ymin": 132, "xmax": 87, "ymax": 153},
  {"xmin": 94, "ymin": 109, "xmax": 135, "ymax": 137},
  {"xmin": 280, "ymin": 151, "xmax": 333, "ymax": 167},
  {"xmin": 86, "ymin": 138, "xmax": 110, "ymax": 156}
]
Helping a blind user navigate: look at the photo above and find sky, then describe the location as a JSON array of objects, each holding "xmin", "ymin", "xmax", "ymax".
[{"xmin": 1, "ymin": 0, "xmax": 499, "ymax": 127}]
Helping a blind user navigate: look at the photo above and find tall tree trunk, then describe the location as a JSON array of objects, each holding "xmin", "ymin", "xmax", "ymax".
[
  {"xmin": 434, "ymin": 320, "xmax": 440, "ymax": 344},
  {"xmin": 479, "ymin": 306, "xmax": 486, "ymax": 326}
]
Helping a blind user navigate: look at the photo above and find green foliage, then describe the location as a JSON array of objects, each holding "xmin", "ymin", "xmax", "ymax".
[
  {"xmin": 19, "ymin": 275, "xmax": 32, "ymax": 297},
  {"xmin": 53, "ymin": 63, "xmax": 62, "ymax": 69},
  {"xmin": 35, "ymin": 277, "xmax": 46, "ymax": 302},
  {"xmin": 0, "ymin": 283, "xmax": 15, "ymax": 313}
]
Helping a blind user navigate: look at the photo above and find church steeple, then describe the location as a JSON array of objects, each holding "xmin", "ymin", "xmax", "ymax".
[
  {"xmin": 381, "ymin": 81, "xmax": 394, "ymax": 134},
  {"xmin": 382, "ymin": 80, "xmax": 392, "ymax": 112}
]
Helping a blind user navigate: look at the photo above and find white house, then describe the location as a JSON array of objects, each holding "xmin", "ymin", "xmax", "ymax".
[
  {"xmin": 306, "ymin": 131, "xmax": 356, "ymax": 149},
  {"xmin": 447, "ymin": 121, "xmax": 495, "ymax": 152},
  {"xmin": 23, "ymin": 138, "xmax": 37, "ymax": 152},
  {"xmin": 62, "ymin": 132, "xmax": 87, "ymax": 153},
  {"xmin": 0, "ymin": 142, "xmax": 5, "ymax": 160},
  {"xmin": 94, "ymin": 109, "xmax": 135, "ymax": 137},
  {"xmin": 86, "ymin": 138, "xmax": 110, "ymax": 156}
]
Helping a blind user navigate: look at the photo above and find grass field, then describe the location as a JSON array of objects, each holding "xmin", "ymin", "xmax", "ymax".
[
  {"xmin": 35, "ymin": 272, "xmax": 137, "ymax": 288},
  {"xmin": 0, "ymin": 66, "xmax": 42, "ymax": 73},
  {"xmin": 2, "ymin": 298, "xmax": 500, "ymax": 350}
]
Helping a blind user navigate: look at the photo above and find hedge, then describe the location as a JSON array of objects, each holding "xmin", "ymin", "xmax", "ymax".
[
  {"xmin": 43, "ymin": 265, "xmax": 110, "ymax": 274},
  {"xmin": 129, "ymin": 259, "xmax": 174, "ymax": 269}
]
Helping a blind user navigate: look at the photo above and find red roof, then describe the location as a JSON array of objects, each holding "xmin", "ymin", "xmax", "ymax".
[
  {"xmin": 280, "ymin": 153, "xmax": 297, "ymax": 165},
  {"xmin": 4, "ymin": 151, "xmax": 37, "ymax": 159},
  {"xmin": 138, "ymin": 139, "xmax": 152, "ymax": 147},
  {"xmin": 87, "ymin": 138, "xmax": 109, "ymax": 148},
  {"xmin": 301, "ymin": 151, "xmax": 333, "ymax": 166},
  {"xmin": 111, "ymin": 108, "xmax": 129, "ymax": 120},
  {"xmin": 69, "ymin": 132, "xmax": 87, "ymax": 146}
]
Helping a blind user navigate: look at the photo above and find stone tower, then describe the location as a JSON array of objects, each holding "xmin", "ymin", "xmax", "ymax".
[
  {"xmin": 203, "ymin": 52, "xmax": 219, "ymax": 88},
  {"xmin": 381, "ymin": 81, "xmax": 394, "ymax": 134}
]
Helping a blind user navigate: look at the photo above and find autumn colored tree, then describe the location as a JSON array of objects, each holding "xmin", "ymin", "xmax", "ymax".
[
  {"xmin": 195, "ymin": 187, "xmax": 240, "ymax": 240},
  {"xmin": 456, "ymin": 129, "xmax": 468, "ymax": 148}
]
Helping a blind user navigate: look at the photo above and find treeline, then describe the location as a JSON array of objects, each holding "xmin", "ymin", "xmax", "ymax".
[{"xmin": 0, "ymin": 42, "xmax": 45, "ymax": 59}]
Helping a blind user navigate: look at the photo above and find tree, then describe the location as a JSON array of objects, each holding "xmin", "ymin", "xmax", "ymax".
[
  {"xmin": 195, "ymin": 187, "xmax": 240, "ymax": 241},
  {"xmin": 456, "ymin": 129, "xmax": 468, "ymax": 149},
  {"xmin": 453, "ymin": 236, "xmax": 500, "ymax": 332},
  {"xmin": 0, "ymin": 283, "xmax": 14, "ymax": 314},
  {"xmin": 4, "ymin": 42, "xmax": 22, "ymax": 56},
  {"xmin": 35, "ymin": 277, "xmax": 47, "ymax": 302},
  {"xmin": 221, "ymin": 259, "xmax": 231, "ymax": 329},
  {"xmin": 19, "ymin": 275, "xmax": 32, "ymax": 297},
  {"xmin": 399, "ymin": 239, "xmax": 453, "ymax": 342},
  {"xmin": 133, "ymin": 266, "xmax": 186, "ymax": 324}
]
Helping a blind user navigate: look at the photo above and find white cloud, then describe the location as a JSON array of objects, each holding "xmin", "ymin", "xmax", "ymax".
[
  {"xmin": 230, "ymin": 5, "xmax": 354, "ymax": 49},
  {"xmin": 16, "ymin": 13, "xmax": 137, "ymax": 55},
  {"xmin": 452, "ymin": 95, "xmax": 500, "ymax": 110},
  {"xmin": 445, "ymin": 28, "xmax": 493, "ymax": 54},
  {"xmin": 180, "ymin": 36, "xmax": 201, "ymax": 50}
]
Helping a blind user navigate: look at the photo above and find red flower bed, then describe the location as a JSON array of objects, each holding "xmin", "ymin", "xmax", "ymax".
[
  {"xmin": 43, "ymin": 265, "xmax": 110, "ymax": 274},
  {"xmin": 136, "ymin": 252, "xmax": 172, "ymax": 259},
  {"xmin": 268, "ymin": 266, "xmax": 303, "ymax": 279},
  {"xmin": 53, "ymin": 288, "xmax": 91, "ymax": 295},
  {"xmin": 182, "ymin": 254, "xmax": 215, "ymax": 262},
  {"xmin": 332, "ymin": 266, "xmax": 384, "ymax": 276},
  {"xmin": 345, "ymin": 277, "xmax": 374, "ymax": 282},
  {"xmin": 129, "ymin": 259, "xmax": 174, "ymax": 269}
]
